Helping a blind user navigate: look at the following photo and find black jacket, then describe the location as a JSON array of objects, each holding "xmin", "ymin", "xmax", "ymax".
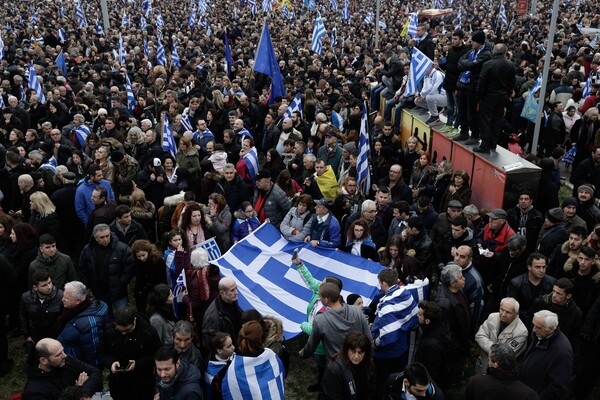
[
  {"xmin": 457, "ymin": 43, "xmax": 492, "ymax": 92},
  {"xmin": 531, "ymin": 293, "xmax": 583, "ymax": 343},
  {"xmin": 23, "ymin": 356, "xmax": 103, "ymax": 400},
  {"xmin": 156, "ymin": 360, "xmax": 202, "ymax": 400},
  {"xmin": 202, "ymin": 296, "xmax": 243, "ymax": 354},
  {"xmin": 434, "ymin": 285, "xmax": 471, "ymax": 355},
  {"xmin": 506, "ymin": 206, "xmax": 544, "ymax": 253},
  {"xmin": 416, "ymin": 34, "xmax": 435, "ymax": 61},
  {"xmin": 476, "ymin": 54, "xmax": 516, "ymax": 98},
  {"xmin": 109, "ymin": 219, "xmax": 148, "ymax": 247},
  {"xmin": 442, "ymin": 44, "xmax": 470, "ymax": 92},
  {"xmin": 414, "ymin": 323, "xmax": 456, "ymax": 391},
  {"xmin": 466, "ymin": 368, "xmax": 540, "ymax": 400},
  {"xmin": 385, "ymin": 370, "xmax": 445, "ymax": 400},
  {"xmin": 321, "ymin": 357, "xmax": 375, "ymax": 400},
  {"xmin": 507, "ymin": 273, "xmax": 556, "ymax": 324},
  {"xmin": 215, "ymin": 175, "xmax": 251, "ymax": 212},
  {"xmin": 20, "ymin": 287, "xmax": 64, "ymax": 341}
]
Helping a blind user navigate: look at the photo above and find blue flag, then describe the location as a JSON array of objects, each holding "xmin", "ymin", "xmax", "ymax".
[
  {"xmin": 224, "ymin": 31, "xmax": 233, "ymax": 77},
  {"xmin": 56, "ymin": 51, "xmax": 67, "ymax": 77},
  {"xmin": 211, "ymin": 223, "xmax": 384, "ymax": 339},
  {"xmin": 253, "ymin": 20, "xmax": 286, "ymax": 103}
]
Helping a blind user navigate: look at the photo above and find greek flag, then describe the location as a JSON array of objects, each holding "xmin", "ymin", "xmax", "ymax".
[
  {"xmin": 198, "ymin": 0, "xmax": 208, "ymax": 15},
  {"xmin": 143, "ymin": 38, "xmax": 150, "ymax": 59},
  {"xmin": 172, "ymin": 41, "xmax": 180, "ymax": 69},
  {"xmin": 499, "ymin": 3, "xmax": 508, "ymax": 26},
  {"xmin": 213, "ymin": 223, "xmax": 383, "ymax": 338},
  {"xmin": 262, "ymin": 0, "xmax": 273, "ymax": 13},
  {"xmin": 341, "ymin": 0, "xmax": 349, "ymax": 20},
  {"xmin": 74, "ymin": 125, "xmax": 91, "ymax": 146},
  {"xmin": 142, "ymin": 0, "xmax": 152, "ymax": 16},
  {"xmin": 357, "ymin": 103, "xmax": 370, "ymax": 194},
  {"xmin": 20, "ymin": 85, "xmax": 26, "ymax": 102},
  {"xmin": 530, "ymin": 73, "xmax": 543, "ymax": 94},
  {"xmin": 40, "ymin": 156, "xmax": 58, "ymax": 174},
  {"xmin": 140, "ymin": 16, "xmax": 147, "ymax": 30},
  {"xmin": 96, "ymin": 19, "xmax": 105, "ymax": 35},
  {"xmin": 156, "ymin": 11, "xmax": 164, "ymax": 27},
  {"xmin": 188, "ymin": 9, "xmax": 196, "ymax": 26},
  {"xmin": 122, "ymin": 12, "xmax": 129, "ymax": 28},
  {"xmin": 408, "ymin": 12, "xmax": 418, "ymax": 39},
  {"xmin": 311, "ymin": 12, "xmax": 326, "ymax": 56},
  {"xmin": 58, "ymin": 28, "xmax": 67, "ymax": 43},
  {"xmin": 590, "ymin": 35, "xmax": 598, "ymax": 49},
  {"xmin": 156, "ymin": 39, "xmax": 166, "ymax": 66},
  {"xmin": 76, "ymin": 1, "xmax": 87, "ymax": 28},
  {"xmin": 330, "ymin": 26, "xmax": 338, "ymax": 47},
  {"xmin": 243, "ymin": 146, "xmax": 259, "ymax": 179},
  {"xmin": 331, "ymin": 110, "xmax": 344, "ymax": 131},
  {"xmin": 162, "ymin": 113, "xmax": 177, "ymax": 157},
  {"xmin": 248, "ymin": 0, "xmax": 257, "ymax": 16},
  {"xmin": 119, "ymin": 34, "xmax": 126, "ymax": 65},
  {"xmin": 56, "ymin": 51, "xmax": 67, "ymax": 76},
  {"xmin": 283, "ymin": 93, "xmax": 302, "ymax": 119},
  {"xmin": 363, "ymin": 11, "xmax": 373, "ymax": 25},
  {"xmin": 0, "ymin": 95, "xmax": 4, "ymax": 110},
  {"xmin": 583, "ymin": 75, "xmax": 592, "ymax": 98},
  {"xmin": 222, "ymin": 348, "xmax": 285, "ymax": 400},
  {"xmin": 125, "ymin": 71, "xmax": 136, "ymax": 112},
  {"xmin": 0, "ymin": 32, "xmax": 3, "ymax": 62},
  {"xmin": 330, "ymin": 0, "xmax": 338, "ymax": 11},
  {"xmin": 181, "ymin": 114, "xmax": 193, "ymax": 131},
  {"xmin": 30, "ymin": 10, "xmax": 39, "ymax": 25},
  {"xmin": 172, "ymin": 267, "xmax": 186, "ymax": 318},
  {"xmin": 282, "ymin": 4, "xmax": 292, "ymax": 19},
  {"xmin": 455, "ymin": 8, "xmax": 462, "ymax": 30},
  {"xmin": 28, "ymin": 65, "xmax": 46, "ymax": 104},
  {"xmin": 379, "ymin": 20, "xmax": 387, "ymax": 30},
  {"xmin": 59, "ymin": 2, "xmax": 65, "ymax": 18},
  {"xmin": 32, "ymin": 36, "xmax": 44, "ymax": 46},
  {"xmin": 405, "ymin": 47, "xmax": 433, "ymax": 96}
]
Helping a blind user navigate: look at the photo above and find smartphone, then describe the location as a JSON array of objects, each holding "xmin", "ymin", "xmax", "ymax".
[
  {"xmin": 116, "ymin": 361, "xmax": 133, "ymax": 372},
  {"xmin": 292, "ymin": 248, "xmax": 299, "ymax": 260}
]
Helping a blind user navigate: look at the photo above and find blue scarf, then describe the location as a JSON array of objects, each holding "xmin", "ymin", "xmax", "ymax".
[{"xmin": 459, "ymin": 47, "xmax": 483, "ymax": 84}]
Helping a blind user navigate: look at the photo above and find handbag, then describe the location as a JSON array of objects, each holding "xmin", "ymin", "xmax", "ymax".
[{"xmin": 520, "ymin": 92, "xmax": 538, "ymax": 123}]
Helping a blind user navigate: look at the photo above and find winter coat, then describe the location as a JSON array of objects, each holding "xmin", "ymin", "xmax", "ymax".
[
  {"xmin": 206, "ymin": 205, "xmax": 232, "ymax": 252},
  {"xmin": 563, "ymin": 257, "xmax": 600, "ymax": 315},
  {"xmin": 280, "ymin": 207, "xmax": 313, "ymax": 242},
  {"xmin": 414, "ymin": 323, "xmax": 456, "ymax": 391},
  {"xmin": 20, "ymin": 286, "xmax": 63, "ymax": 341},
  {"xmin": 341, "ymin": 241, "xmax": 380, "ymax": 262},
  {"xmin": 466, "ymin": 368, "xmax": 540, "ymax": 400},
  {"xmin": 457, "ymin": 43, "xmax": 492, "ymax": 92},
  {"xmin": 23, "ymin": 355, "xmax": 103, "ymax": 400},
  {"xmin": 150, "ymin": 312, "xmax": 175, "ymax": 345},
  {"xmin": 74, "ymin": 178, "xmax": 115, "ymax": 225},
  {"xmin": 434, "ymin": 285, "xmax": 471, "ymax": 355},
  {"xmin": 307, "ymin": 213, "xmax": 342, "ymax": 248},
  {"xmin": 253, "ymin": 183, "xmax": 292, "ymax": 228},
  {"xmin": 156, "ymin": 360, "xmax": 203, "ymax": 400},
  {"xmin": 78, "ymin": 233, "xmax": 134, "ymax": 301},
  {"xmin": 215, "ymin": 175, "xmax": 251, "ymax": 213},
  {"xmin": 536, "ymin": 224, "xmax": 568, "ymax": 259},
  {"xmin": 474, "ymin": 312, "xmax": 528, "ymax": 374},
  {"xmin": 109, "ymin": 219, "xmax": 148, "ymax": 247},
  {"xmin": 531, "ymin": 293, "xmax": 583, "ymax": 343},
  {"xmin": 176, "ymin": 149, "xmax": 201, "ymax": 177},
  {"xmin": 231, "ymin": 210, "xmax": 261, "ymax": 243},
  {"xmin": 321, "ymin": 356, "xmax": 375, "ymax": 400},
  {"xmin": 507, "ymin": 273, "xmax": 556, "ymax": 324},
  {"xmin": 133, "ymin": 256, "xmax": 168, "ymax": 311},
  {"xmin": 28, "ymin": 250, "xmax": 76, "ymax": 290},
  {"xmin": 506, "ymin": 206, "xmax": 545, "ymax": 253},
  {"xmin": 29, "ymin": 211, "xmax": 61, "ymax": 244},
  {"xmin": 57, "ymin": 300, "xmax": 110, "ymax": 367},
  {"xmin": 202, "ymin": 296, "xmax": 243, "ymax": 353}
]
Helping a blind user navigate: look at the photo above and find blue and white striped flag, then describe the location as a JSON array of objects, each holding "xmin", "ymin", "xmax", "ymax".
[
  {"xmin": 58, "ymin": 28, "xmax": 67, "ymax": 43},
  {"xmin": 125, "ymin": 71, "xmax": 136, "ymax": 112},
  {"xmin": 140, "ymin": 16, "xmax": 147, "ymax": 30},
  {"xmin": 222, "ymin": 349, "xmax": 285, "ymax": 400},
  {"xmin": 262, "ymin": 0, "xmax": 273, "ymax": 13},
  {"xmin": 243, "ymin": 146, "xmax": 259, "ymax": 179},
  {"xmin": 172, "ymin": 268, "xmax": 186, "ymax": 318},
  {"xmin": 408, "ymin": 12, "xmax": 418, "ymax": 39},
  {"xmin": 142, "ymin": 0, "xmax": 152, "ymax": 16},
  {"xmin": 357, "ymin": 103, "xmax": 370, "ymax": 194},
  {"xmin": 32, "ymin": 35, "xmax": 44, "ymax": 46},
  {"xmin": 20, "ymin": 85, "xmax": 26, "ymax": 102},
  {"xmin": 379, "ymin": 20, "xmax": 387, "ymax": 30},
  {"xmin": 95, "ymin": 19, "xmax": 105, "ymax": 35},
  {"xmin": 0, "ymin": 32, "xmax": 4, "ymax": 62},
  {"xmin": 198, "ymin": 0, "xmax": 208, "ymax": 15},
  {"xmin": 248, "ymin": 0, "xmax": 257, "ymax": 16},
  {"xmin": 59, "ymin": 2, "xmax": 65, "ymax": 18},
  {"xmin": 75, "ymin": 1, "xmax": 88, "ymax": 28},
  {"xmin": 156, "ymin": 39, "xmax": 166, "ymax": 66},
  {"xmin": 156, "ymin": 11, "xmax": 164, "ymax": 27},
  {"xmin": 181, "ymin": 113, "xmax": 193, "ymax": 131},
  {"xmin": 74, "ymin": 125, "xmax": 91, "ymax": 146},
  {"xmin": 330, "ymin": 0, "xmax": 338, "ymax": 11},
  {"xmin": 28, "ymin": 65, "xmax": 46, "ymax": 104},
  {"xmin": 0, "ymin": 95, "xmax": 4, "ymax": 110},
  {"xmin": 363, "ymin": 11, "xmax": 373, "ymax": 25},
  {"xmin": 311, "ymin": 12, "xmax": 326, "ymax": 56},
  {"xmin": 122, "ymin": 12, "xmax": 129, "ymax": 28},
  {"xmin": 284, "ymin": 93, "xmax": 303, "ymax": 119},
  {"xmin": 188, "ymin": 8, "xmax": 196, "ymax": 26},
  {"xmin": 499, "ymin": 3, "xmax": 508, "ymax": 26},
  {"xmin": 172, "ymin": 41, "xmax": 180, "ymax": 69},
  {"xmin": 30, "ymin": 9, "xmax": 39, "ymax": 25},
  {"xmin": 405, "ymin": 47, "xmax": 433, "ymax": 96},
  {"xmin": 583, "ymin": 75, "xmax": 592, "ymax": 98},
  {"xmin": 331, "ymin": 110, "xmax": 344, "ymax": 131},
  {"xmin": 590, "ymin": 35, "xmax": 598, "ymax": 49},
  {"xmin": 119, "ymin": 34, "xmax": 126, "ymax": 65},
  {"xmin": 143, "ymin": 38, "xmax": 150, "ymax": 59},
  {"xmin": 455, "ymin": 8, "xmax": 462, "ymax": 30},
  {"xmin": 330, "ymin": 26, "xmax": 338, "ymax": 47},
  {"xmin": 530, "ymin": 73, "xmax": 543, "ymax": 94},
  {"xmin": 282, "ymin": 4, "xmax": 292, "ymax": 19},
  {"xmin": 341, "ymin": 0, "xmax": 349, "ymax": 20},
  {"xmin": 162, "ymin": 113, "xmax": 177, "ymax": 157},
  {"xmin": 211, "ymin": 223, "xmax": 384, "ymax": 338}
]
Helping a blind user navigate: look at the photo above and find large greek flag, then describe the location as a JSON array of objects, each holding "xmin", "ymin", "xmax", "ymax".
[
  {"xmin": 222, "ymin": 348, "xmax": 285, "ymax": 400},
  {"xmin": 212, "ymin": 223, "xmax": 384, "ymax": 338},
  {"xmin": 405, "ymin": 47, "xmax": 433, "ymax": 96}
]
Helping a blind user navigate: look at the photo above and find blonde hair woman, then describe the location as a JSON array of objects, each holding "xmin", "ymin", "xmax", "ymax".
[{"xmin": 29, "ymin": 191, "xmax": 61, "ymax": 243}]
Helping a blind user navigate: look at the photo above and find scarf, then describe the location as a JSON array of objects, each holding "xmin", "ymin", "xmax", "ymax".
[
  {"xmin": 459, "ymin": 47, "xmax": 483, "ymax": 84},
  {"xmin": 54, "ymin": 297, "xmax": 92, "ymax": 336}
]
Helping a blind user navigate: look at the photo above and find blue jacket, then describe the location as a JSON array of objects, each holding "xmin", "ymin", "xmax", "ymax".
[
  {"xmin": 231, "ymin": 210, "xmax": 261, "ymax": 243},
  {"xmin": 308, "ymin": 213, "xmax": 341, "ymax": 248},
  {"xmin": 74, "ymin": 178, "xmax": 115, "ymax": 225},
  {"xmin": 371, "ymin": 285, "xmax": 419, "ymax": 359},
  {"xmin": 57, "ymin": 300, "xmax": 109, "ymax": 367}
]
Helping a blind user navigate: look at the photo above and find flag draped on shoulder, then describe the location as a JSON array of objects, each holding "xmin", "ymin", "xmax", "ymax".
[
  {"xmin": 211, "ymin": 223, "xmax": 384, "ymax": 338},
  {"xmin": 405, "ymin": 47, "xmax": 433, "ymax": 96},
  {"xmin": 357, "ymin": 103, "xmax": 370, "ymax": 194},
  {"xmin": 253, "ymin": 20, "xmax": 286, "ymax": 102},
  {"xmin": 222, "ymin": 348, "xmax": 285, "ymax": 400}
]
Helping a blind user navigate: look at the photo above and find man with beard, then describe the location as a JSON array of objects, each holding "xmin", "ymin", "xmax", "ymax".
[{"xmin": 154, "ymin": 346, "xmax": 202, "ymax": 400}]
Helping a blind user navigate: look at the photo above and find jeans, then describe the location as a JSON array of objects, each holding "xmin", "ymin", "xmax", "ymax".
[{"xmin": 446, "ymin": 89, "xmax": 459, "ymax": 126}]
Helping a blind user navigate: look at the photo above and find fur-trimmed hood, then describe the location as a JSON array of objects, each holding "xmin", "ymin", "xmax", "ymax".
[
  {"xmin": 234, "ymin": 209, "xmax": 257, "ymax": 220},
  {"xmin": 163, "ymin": 191, "xmax": 185, "ymax": 207},
  {"xmin": 262, "ymin": 316, "xmax": 284, "ymax": 353},
  {"xmin": 564, "ymin": 257, "xmax": 600, "ymax": 283}
]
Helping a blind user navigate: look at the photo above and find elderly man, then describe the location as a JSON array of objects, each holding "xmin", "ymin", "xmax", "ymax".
[
  {"xmin": 253, "ymin": 169, "xmax": 291, "ymax": 227},
  {"xmin": 479, "ymin": 208, "xmax": 515, "ymax": 256},
  {"xmin": 466, "ymin": 343, "xmax": 540, "ymax": 400},
  {"xmin": 56, "ymin": 281, "xmax": 109, "ymax": 368},
  {"xmin": 172, "ymin": 320, "xmax": 204, "ymax": 371},
  {"xmin": 62, "ymin": 114, "xmax": 90, "ymax": 149},
  {"xmin": 379, "ymin": 164, "xmax": 413, "ymax": 204},
  {"xmin": 214, "ymin": 163, "xmax": 250, "ymax": 212},
  {"xmin": 474, "ymin": 297, "xmax": 528, "ymax": 375},
  {"xmin": 520, "ymin": 310, "xmax": 573, "ymax": 400},
  {"xmin": 79, "ymin": 224, "xmax": 133, "ymax": 314},
  {"xmin": 202, "ymin": 277, "xmax": 243, "ymax": 354},
  {"xmin": 277, "ymin": 117, "xmax": 302, "ymax": 155},
  {"xmin": 15, "ymin": 173, "xmax": 39, "ymax": 221},
  {"xmin": 305, "ymin": 198, "xmax": 341, "ymax": 248},
  {"xmin": 452, "ymin": 246, "xmax": 485, "ymax": 330},
  {"xmin": 345, "ymin": 199, "xmax": 387, "ymax": 249},
  {"xmin": 23, "ymin": 338, "xmax": 103, "ymax": 400}
]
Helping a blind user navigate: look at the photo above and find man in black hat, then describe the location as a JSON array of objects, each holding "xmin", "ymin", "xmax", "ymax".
[
  {"xmin": 453, "ymin": 31, "xmax": 492, "ymax": 145},
  {"xmin": 316, "ymin": 126, "xmax": 343, "ymax": 176},
  {"xmin": 537, "ymin": 208, "xmax": 568, "ymax": 258},
  {"xmin": 111, "ymin": 150, "xmax": 139, "ymax": 190},
  {"xmin": 304, "ymin": 198, "xmax": 341, "ymax": 248}
]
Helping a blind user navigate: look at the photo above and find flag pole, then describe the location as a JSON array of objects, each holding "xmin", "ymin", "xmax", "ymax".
[
  {"xmin": 101, "ymin": 0, "xmax": 110, "ymax": 31},
  {"xmin": 374, "ymin": 0, "xmax": 381, "ymax": 49},
  {"xmin": 531, "ymin": 0, "xmax": 560, "ymax": 155}
]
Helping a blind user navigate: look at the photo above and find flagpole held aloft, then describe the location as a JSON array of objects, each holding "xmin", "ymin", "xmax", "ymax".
[{"xmin": 253, "ymin": 19, "xmax": 286, "ymax": 103}]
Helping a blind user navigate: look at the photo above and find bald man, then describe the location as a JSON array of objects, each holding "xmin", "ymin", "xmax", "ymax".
[
  {"xmin": 201, "ymin": 277, "xmax": 243, "ymax": 354},
  {"xmin": 23, "ymin": 338, "xmax": 102, "ymax": 400}
]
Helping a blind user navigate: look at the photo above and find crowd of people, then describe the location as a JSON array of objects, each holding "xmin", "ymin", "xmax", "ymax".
[{"xmin": 0, "ymin": 0, "xmax": 600, "ymax": 398}]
